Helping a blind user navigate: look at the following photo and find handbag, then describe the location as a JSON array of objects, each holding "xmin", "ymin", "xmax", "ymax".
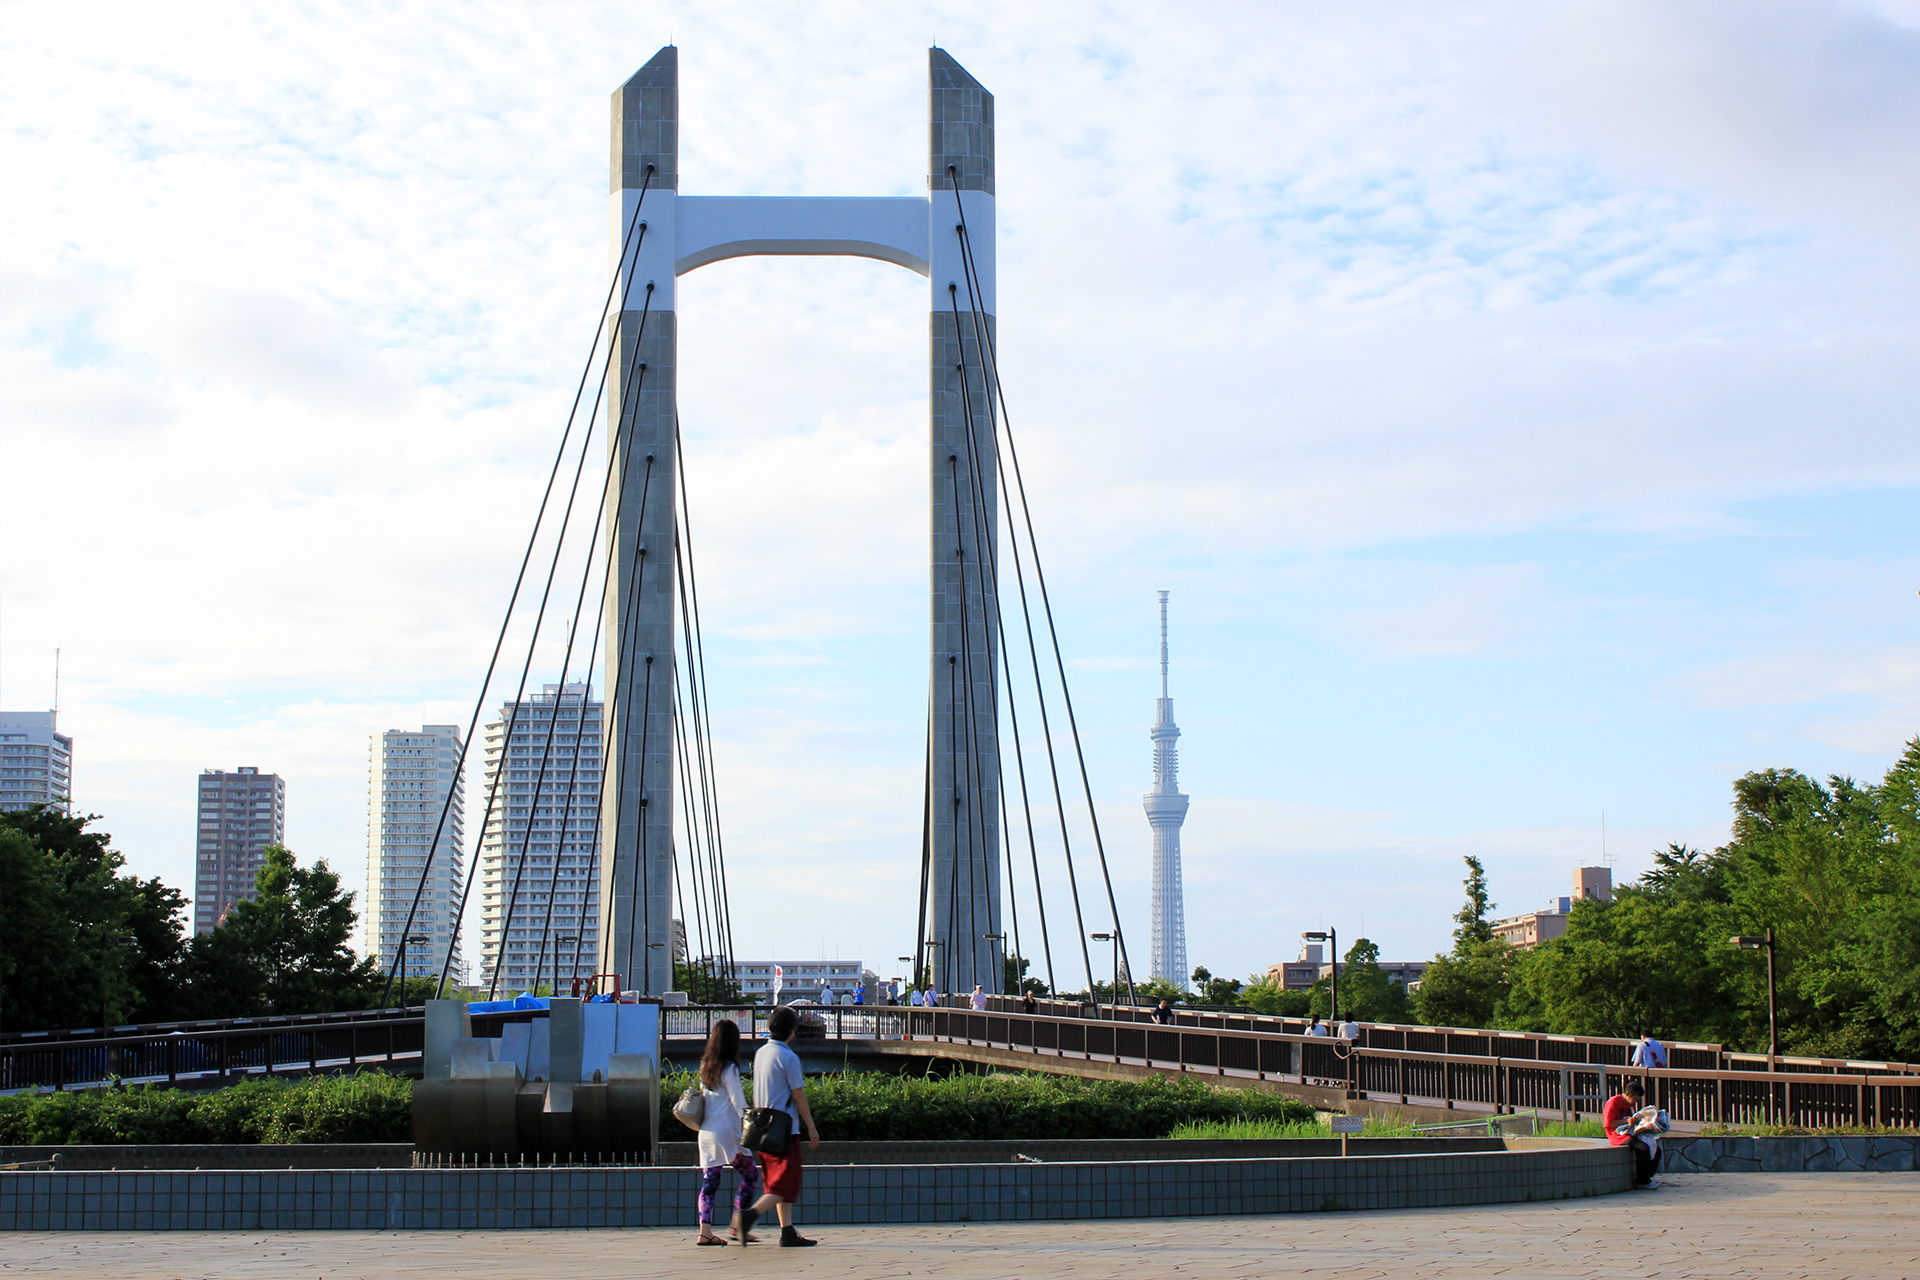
[
  {"xmin": 740, "ymin": 1106, "xmax": 793, "ymax": 1155},
  {"xmin": 672, "ymin": 1085, "xmax": 706, "ymax": 1132}
]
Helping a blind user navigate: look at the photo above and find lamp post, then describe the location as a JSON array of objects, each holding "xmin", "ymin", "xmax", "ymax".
[
  {"xmin": 1090, "ymin": 932, "xmax": 1118, "ymax": 1011},
  {"xmin": 1730, "ymin": 928, "xmax": 1778, "ymax": 1122},
  {"xmin": 1301, "ymin": 929, "xmax": 1338, "ymax": 1026},
  {"xmin": 982, "ymin": 932, "xmax": 1007, "ymax": 994},
  {"xmin": 400, "ymin": 935, "xmax": 431, "ymax": 1013}
]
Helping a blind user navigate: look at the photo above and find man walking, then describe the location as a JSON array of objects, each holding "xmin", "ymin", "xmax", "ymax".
[
  {"xmin": 1631, "ymin": 1032, "xmax": 1668, "ymax": 1069},
  {"xmin": 747, "ymin": 1005, "xmax": 822, "ymax": 1245},
  {"xmin": 970, "ymin": 984, "xmax": 988, "ymax": 1011}
]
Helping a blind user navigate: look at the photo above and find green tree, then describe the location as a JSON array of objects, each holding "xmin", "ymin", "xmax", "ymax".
[
  {"xmin": 1453, "ymin": 855, "xmax": 1494, "ymax": 951},
  {"xmin": 0, "ymin": 807, "xmax": 191, "ymax": 1032},
  {"xmin": 180, "ymin": 845, "xmax": 382, "ymax": 1017},
  {"xmin": 1305, "ymin": 939, "xmax": 1410, "ymax": 1023},
  {"xmin": 1190, "ymin": 965, "xmax": 1244, "ymax": 1007},
  {"xmin": 1237, "ymin": 977, "xmax": 1311, "ymax": 1017},
  {"xmin": 1004, "ymin": 954, "xmax": 1049, "ymax": 996},
  {"xmin": 1413, "ymin": 939, "xmax": 1512, "ymax": 1028}
]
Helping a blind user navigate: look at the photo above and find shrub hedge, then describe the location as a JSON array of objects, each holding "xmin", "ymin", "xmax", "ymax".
[
  {"xmin": 0, "ymin": 1073, "xmax": 412, "ymax": 1146},
  {"xmin": 657, "ymin": 1069, "xmax": 1316, "ymax": 1142},
  {"xmin": 2, "ymin": 1068, "xmax": 1313, "ymax": 1147}
]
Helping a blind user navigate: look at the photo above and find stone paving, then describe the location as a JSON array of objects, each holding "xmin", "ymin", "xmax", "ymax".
[{"xmin": 2, "ymin": 1172, "xmax": 1913, "ymax": 1278}]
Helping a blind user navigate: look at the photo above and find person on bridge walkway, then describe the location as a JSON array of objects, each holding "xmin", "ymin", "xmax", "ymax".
[
  {"xmin": 971, "ymin": 985, "xmax": 988, "ymax": 1011},
  {"xmin": 1631, "ymin": 1033, "xmax": 1668, "ymax": 1069},
  {"xmin": 693, "ymin": 1019, "xmax": 761, "ymax": 1246},
  {"xmin": 749, "ymin": 1005, "xmax": 822, "ymax": 1246}
]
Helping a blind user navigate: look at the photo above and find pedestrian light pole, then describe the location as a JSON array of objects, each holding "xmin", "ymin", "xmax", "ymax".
[
  {"xmin": 399, "ymin": 935, "xmax": 430, "ymax": 1013},
  {"xmin": 1730, "ymin": 929, "xmax": 1778, "ymax": 1121},
  {"xmin": 1090, "ymin": 932, "xmax": 1118, "ymax": 1012},
  {"xmin": 1302, "ymin": 929, "xmax": 1338, "ymax": 1025},
  {"xmin": 982, "ymin": 933, "xmax": 1007, "ymax": 994}
]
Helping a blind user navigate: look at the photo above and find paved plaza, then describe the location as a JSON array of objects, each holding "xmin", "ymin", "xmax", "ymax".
[{"xmin": 3, "ymin": 1172, "xmax": 1913, "ymax": 1278}]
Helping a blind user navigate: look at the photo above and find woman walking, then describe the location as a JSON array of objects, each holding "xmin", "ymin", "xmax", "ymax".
[{"xmin": 693, "ymin": 1019, "xmax": 762, "ymax": 1246}]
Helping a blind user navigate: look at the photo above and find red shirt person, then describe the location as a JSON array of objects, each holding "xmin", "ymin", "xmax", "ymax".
[{"xmin": 1602, "ymin": 1079, "xmax": 1660, "ymax": 1187}]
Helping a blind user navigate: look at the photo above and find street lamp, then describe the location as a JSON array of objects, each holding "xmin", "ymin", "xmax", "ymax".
[
  {"xmin": 1090, "ymin": 932, "xmax": 1118, "ymax": 1010},
  {"xmin": 981, "ymin": 932, "xmax": 1007, "ymax": 993},
  {"xmin": 1302, "ymin": 929, "xmax": 1338, "ymax": 1025},
  {"xmin": 401, "ymin": 935, "xmax": 431, "ymax": 1013},
  {"xmin": 1731, "ymin": 929, "xmax": 1778, "ymax": 1119}
]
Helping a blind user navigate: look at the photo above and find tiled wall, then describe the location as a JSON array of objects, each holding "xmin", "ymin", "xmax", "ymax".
[{"xmin": 2, "ymin": 1147, "xmax": 1631, "ymax": 1230}]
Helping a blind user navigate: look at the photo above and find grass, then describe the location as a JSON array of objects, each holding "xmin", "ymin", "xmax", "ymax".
[
  {"xmin": 0, "ymin": 1073, "xmax": 413, "ymax": 1146},
  {"xmin": 1535, "ymin": 1120, "xmax": 1606, "ymax": 1138},
  {"xmin": 1697, "ymin": 1122, "xmax": 1914, "ymax": 1137}
]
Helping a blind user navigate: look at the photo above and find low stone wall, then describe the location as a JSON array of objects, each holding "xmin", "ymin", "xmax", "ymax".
[
  {"xmin": 0, "ymin": 1145, "xmax": 413, "ymax": 1171},
  {"xmin": 2, "ymin": 1145, "xmax": 1629, "ymax": 1230},
  {"xmin": 652, "ymin": 1137, "xmax": 1509, "ymax": 1165},
  {"xmin": 1663, "ymin": 1135, "xmax": 1918, "ymax": 1173}
]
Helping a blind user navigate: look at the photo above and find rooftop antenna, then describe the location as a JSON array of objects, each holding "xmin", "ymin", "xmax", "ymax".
[
  {"xmin": 52, "ymin": 647, "xmax": 60, "ymax": 722},
  {"xmin": 1158, "ymin": 590, "xmax": 1170, "ymax": 699},
  {"xmin": 1602, "ymin": 812, "xmax": 1609, "ymax": 869}
]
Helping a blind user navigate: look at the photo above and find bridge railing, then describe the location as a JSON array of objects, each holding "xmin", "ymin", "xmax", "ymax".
[{"xmin": 907, "ymin": 1007, "xmax": 1920, "ymax": 1130}]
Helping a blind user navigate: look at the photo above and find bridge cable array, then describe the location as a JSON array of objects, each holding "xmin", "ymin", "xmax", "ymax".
[{"xmin": 929, "ymin": 166, "xmax": 1140, "ymax": 1003}]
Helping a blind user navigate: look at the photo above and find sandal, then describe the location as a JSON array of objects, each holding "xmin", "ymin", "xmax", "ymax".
[{"xmin": 697, "ymin": 1236, "xmax": 729, "ymax": 1246}]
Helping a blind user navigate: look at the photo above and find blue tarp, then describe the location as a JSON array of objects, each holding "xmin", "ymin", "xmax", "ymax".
[{"xmin": 464, "ymin": 993, "xmax": 549, "ymax": 1014}]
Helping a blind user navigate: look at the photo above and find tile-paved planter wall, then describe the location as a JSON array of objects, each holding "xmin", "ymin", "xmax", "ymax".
[
  {"xmin": 1663, "ymin": 1135, "xmax": 1918, "ymax": 1173},
  {"xmin": 2, "ymin": 1146, "xmax": 1630, "ymax": 1230}
]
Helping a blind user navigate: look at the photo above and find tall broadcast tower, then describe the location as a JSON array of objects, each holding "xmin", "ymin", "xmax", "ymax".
[{"xmin": 1144, "ymin": 591, "xmax": 1190, "ymax": 988}]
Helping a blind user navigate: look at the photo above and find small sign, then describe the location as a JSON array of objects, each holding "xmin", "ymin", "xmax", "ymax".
[{"xmin": 1330, "ymin": 1115, "xmax": 1365, "ymax": 1134}]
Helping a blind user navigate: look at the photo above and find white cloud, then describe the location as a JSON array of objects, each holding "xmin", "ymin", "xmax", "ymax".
[{"xmin": 1, "ymin": 0, "xmax": 1913, "ymax": 978}]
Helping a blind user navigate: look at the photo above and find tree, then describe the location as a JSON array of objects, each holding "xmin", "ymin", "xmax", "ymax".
[
  {"xmin": 1305, "ymin": 938, "xmax": 1410, "ymax": 1023},
  {"xmin": 1189, "ymin": 965, "xmax": 1243, "ymax": 1007},
  {"xmin": 0, "ymin": 807, "xmax": 191, "ymax": 1032},
  {"xmin": 1238, "ymin": 977, "xmax": 1311, "ymax": 1017},
  {"xmin": 1413, "ymin": 939, "xmax": 1511, "ymax": 1028},
  {"xmin": 179, "ymin": 845, "xmax": 382, "ymax": 1017},
  {"xmin": 1453, "ymin": 856, "xmax": 1494, "ymax": 951},
  {"xmin": 675, "ymin": 959, "xmax": 745, "ymax": 1004},
  {"xmin": 1004, "ymin": 954, "xmax": 1049, "ymax": 996}
]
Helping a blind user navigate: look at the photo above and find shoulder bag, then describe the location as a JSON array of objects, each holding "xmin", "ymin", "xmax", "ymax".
[
  {"xmin": 740, "ymin": 1106, "xmax": 792, "ymax": 1155},
  {"xmin": 672, "ymin": 1085, "xmax": 706, "ymax": 1131}
]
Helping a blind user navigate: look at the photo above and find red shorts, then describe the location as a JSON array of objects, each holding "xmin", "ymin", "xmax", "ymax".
[{"xmin": 757, "ymin": 1133, "xmax": 804, "ymax": 1202}]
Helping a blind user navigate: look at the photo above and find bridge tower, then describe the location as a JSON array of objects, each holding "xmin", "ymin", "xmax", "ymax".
[{"xmin": 602, "ymin": 47, "xmax": 1001, "ymax": 997}]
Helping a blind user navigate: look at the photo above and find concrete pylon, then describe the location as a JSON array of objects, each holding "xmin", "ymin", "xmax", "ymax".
[
  {"xmin": 598, "ymin": 47, "xmax": 1000, "ymax": 999},
  {"xmin": 602, "ymin": 47, "xmax": 679, "ymax": 999},
  {"xmin": 926, "ymin": 50, "xmax": 1001, "ymax": 997}
]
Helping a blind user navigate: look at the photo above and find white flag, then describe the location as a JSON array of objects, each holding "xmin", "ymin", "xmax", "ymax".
[{"xmin": 772, "ymin": 964, "xmax": 784, "ymax": 1004}]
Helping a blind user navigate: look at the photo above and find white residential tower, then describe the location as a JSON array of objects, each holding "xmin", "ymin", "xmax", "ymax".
[{"xmin": 367, "ymin": 725, "xmax": 466, "ymax": 986}]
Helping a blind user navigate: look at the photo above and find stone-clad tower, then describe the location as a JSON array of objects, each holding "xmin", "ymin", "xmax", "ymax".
[
  {"xmin": 926, "ymin": 50, "xmax": 1001, "ymax": 997},
  {"xmin": 1144, "ymin": 591, "xmax": 1190, "ymax": 988},
  {"xmin": 600, "ymin": 48, "xmax": 1000, "ymax": 997}
]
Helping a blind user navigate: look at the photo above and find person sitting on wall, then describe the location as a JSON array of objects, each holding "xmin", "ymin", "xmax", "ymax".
[{"xmin": 1602, "ymin": 1079, "xmax": 1662, "ymax": 1189}]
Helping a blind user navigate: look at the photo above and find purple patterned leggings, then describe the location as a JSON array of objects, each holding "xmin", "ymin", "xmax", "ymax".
[{"xmin": 697, "ymin": 1152, "xmax": 762, "ymax": 1225}]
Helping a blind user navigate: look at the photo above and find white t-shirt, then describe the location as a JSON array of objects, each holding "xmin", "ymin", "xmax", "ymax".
[
  {"xmin": 971, "ymin": 989, "xmax": 988, "ymax": 1011},
  {"xmin": 1632, "ymin": 1038, "xmax": 1668, "ymax": 1068},
  {"xmin": 696, "ymin": 1062, "xmax": 747, "ymax": 1169},
  {"xmin": 909, "ymin": 989, "xmax": 923, "ymax": 1006},
  {"xmin": 753, "ymin": 1036, "xmax": 806, "ymax": 1127},
  {"xmin": 1308, "ymin": 1022, "xmax": 1328, "ymax": 1037},
  {"xmin": 1339, "ymin": 1020, "xmax": 1360, "ymax": 1040}
]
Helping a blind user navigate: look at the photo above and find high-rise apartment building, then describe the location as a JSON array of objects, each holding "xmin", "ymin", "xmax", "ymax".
[
  {"xmin": 479, "ymin": 683, "xmax": 603, "ymax": 995},
  {"xmin": 367, "ymin": 725, "xmax": 466, "ymax": 986},
  {"xmin": 0, "ymin": 710, "xmax": 73, "ymax": 813},
  {"xmin": 192, "ymin": 767, "xmax": 287, "ymax": 934}
]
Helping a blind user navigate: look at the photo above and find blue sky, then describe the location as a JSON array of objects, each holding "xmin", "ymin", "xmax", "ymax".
[{"xmin": 2, "ymin": 0, "xmax": 1915, "ymax": 989}]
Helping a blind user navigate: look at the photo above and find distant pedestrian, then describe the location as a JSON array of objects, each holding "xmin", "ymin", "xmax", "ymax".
[
  {"xmin": 908, "ymin": 986, "xmax": 923, "ymax": 1007},
  {"xmin": 923, "ymin": 985, "xmax": 938, "ymax": 1007},
  {"xmin": 1631, "ymin": 1033, "xmax": 1668, "ymax": 1069},
  {"xmin": 1307, "ymin": 1015, "xmax": 1328, "ymax": 1037},
  {"xmin": 887, "ymin": 979, "xmax": 900, "ymax": 1005},
  {"xmin": 1151, "ymin": 999, "xmax": 1174, "ymax": 1026},
  {"xmin": 1339, "ymin": 1015, "xmax": 1360, "ymax": 1042},
  {"xmin": 970, "ymin": 984, "xmax": 988, "ymax": 1011},
  {"xmin": 819, "ymin": 982, "xmax": 835, "ymax": 1006},
  {"xmin": 692, "ymin": 1019, "xmax": 761, "ymax": 1246},
  {"xmin": 748, "ymin": 1005, "xmax": 822, "ymax": 1246},
  {"xmin": 1021, "ymin": 991, "xmax": 1037, "ymax": 1016},
  {"xmin": 853, "ymin": 982, "xmax": 865, "ymax": 1005}
]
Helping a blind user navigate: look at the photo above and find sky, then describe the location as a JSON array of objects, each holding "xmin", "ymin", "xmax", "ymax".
[{"xmin": 3, "ymin": 0, "xmax": 1916, "ymax": 994}]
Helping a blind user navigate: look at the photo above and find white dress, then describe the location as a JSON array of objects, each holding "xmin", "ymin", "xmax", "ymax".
[{"xmin": 697, "ymin": 1063, "xmax": 747, "ymax": 1169}]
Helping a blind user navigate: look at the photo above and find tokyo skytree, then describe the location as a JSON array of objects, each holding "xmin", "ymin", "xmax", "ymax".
[{"xmin": 1144, "ymin": 591, "xmax": 1190, "ymax": 988}]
